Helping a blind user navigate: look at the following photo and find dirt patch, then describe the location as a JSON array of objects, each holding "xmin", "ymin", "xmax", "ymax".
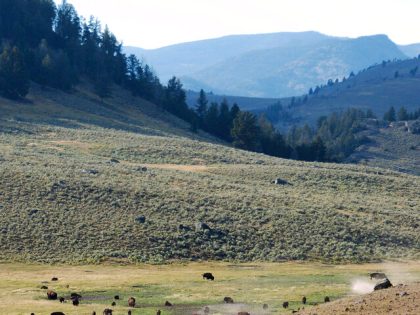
[
  {"xmin": 297, "ymin": 282, "xmax": 420, "ymax": 315},
  {"xmin": 144, "ymin": 163, "xmax": 209, "ymax": 173},
  {"xmin": 49, "ymin": 140, "xmax": 94, "ymax": 151}
]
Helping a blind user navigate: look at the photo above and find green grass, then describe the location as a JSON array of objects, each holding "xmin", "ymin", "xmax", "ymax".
[{"xmin": 1, "ymin": 261, "xmax": 420, "ymax": 315}]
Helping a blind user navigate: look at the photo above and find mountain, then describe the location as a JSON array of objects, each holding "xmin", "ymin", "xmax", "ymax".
[
  {"xmin": 261, "ymin": 57, "xmax": 420, "ymax": 130},
  {"xmin": 126, "ymin": 33, "xmax": 407, "ymax": 98},
  {"xmin": 399, "ymin": 43, "xmax": 420, "ymax": 57},
  {"xmin": 1, "ymin": 83, "xmax": 419, "ymax": 263}
]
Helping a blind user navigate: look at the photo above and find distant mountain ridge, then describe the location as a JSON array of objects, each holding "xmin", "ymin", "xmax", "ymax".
[{"xmin": 125, "ymin": 32, "xmax": 408, "ymax": 98}]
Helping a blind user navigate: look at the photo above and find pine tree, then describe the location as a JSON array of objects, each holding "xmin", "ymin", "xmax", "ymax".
[
  {"xmin": 195, "ymin": 89, "xmax": 208, "ymax": 123},
  {"xmin": 397, "ymin": 107, "xmax": 408, "ymax": 121},
  {"xmin": 231, "ymin": 111, "xmax": 259, "ymax": 151},
  {"xmin": 0, "ymin": 46, "xmax": 29, "ymax": 99},
  {"xmin": 383, "ymin": 106, "xmax": 396, "ymax": 122}
]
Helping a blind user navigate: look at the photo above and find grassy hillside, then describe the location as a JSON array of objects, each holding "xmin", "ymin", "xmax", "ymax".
[
  {"xmin": 346, "ymin": 120, "xmax": 420, "ymax": 175},
  {"xmin": 0, "ymin": 85, "xmax": 419, "ymax": 264}
]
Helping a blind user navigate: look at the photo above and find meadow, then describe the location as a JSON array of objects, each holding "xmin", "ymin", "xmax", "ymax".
[{"xmin": 1, "ymin": 261, "xmax": 420, "ymax": 315}]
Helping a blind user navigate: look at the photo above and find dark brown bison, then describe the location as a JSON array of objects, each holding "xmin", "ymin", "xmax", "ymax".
[
  {"xmin": 92, "ymin": 312, "xmax": 96, "ymax": 315},
  {"xmin": 114, "ymin": 295, "xmax": 120, "ymax": 300},
  {"xmin": 374, "ymin": 278, "xmax": 393, "ymax": 291},
  {"xmin": 202, "ymin": 272, "xmax": 214, "ymax": 280},
  {"xmin": 51, "ymin": 277, "xmax": 58, "ymax": 281},
  {"xmin": 72, "ymin": 298, "xmax": 79, "ymax": 306},
  {"xmin": 128, "ymin": 297, "xmax": 136, "ymax": 307},
  {"xmin": 111, "ymin": 301, "xmax": 116, "ymax": 306},
  {"xmin": 47, "ymin": 290, "xmax": 58, "ymax": 300},
  {"xmin": 165, "ymin": 300, "xmax": 173, "ymax": 306},
  {"xmin": 370, "ymin": 272, "xmax": 387, "ymax": 280},
  {"xmin": 324, "ymin": 296, "xmax": 330, "ymax": 303},
  {"xmin": 41, "ymin": 285, "xmax": 48, "ymax": 289},
  {"xmin": 59, "ymin": 297, "xmax": 65, "ymax": 303},
  {"xmin": 238, "ymin": 312, "xmax": 250, "ymax": 315},
  {"xmin": 128, "ymin": 311, "xmax": 132, "ymax": 315},
  {"xmin": 50, "ymin": 313, "xmax": 65, "ymax": 315},
  {"xmin": 263, "ymin": 303, "xmax": 268, "ymax": 309},
  {"xmin": 71, "ymin": 293, "xmax": 82, "ymax": 299},
  {"xmin": 103, "ymin": 309, "xmax": 113, "ymax": 315},
  {"xmin": 282, "ymin": 301, "xmax": 289, "ymax": 308},
  {"xmin": 224, "ymin": 297, "xmax": 234, "ymax": 304},
  {"xmin": 302, "ymin": 296, "xmax": 307, "ymax": 304},
  {"xmin": 156, "ymin": 310, "xmax": 161, "ymax": 315}
]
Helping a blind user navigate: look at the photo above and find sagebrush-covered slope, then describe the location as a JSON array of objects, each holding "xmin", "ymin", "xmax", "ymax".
[{"xmin": 0, "ymin": 85, "xmax": 419, "ymax": 263}]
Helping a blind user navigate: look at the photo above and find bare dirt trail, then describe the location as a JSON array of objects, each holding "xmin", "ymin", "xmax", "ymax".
[{"xmin": 297, "ymin": 282, "xmax": 420, "ymax": 315}]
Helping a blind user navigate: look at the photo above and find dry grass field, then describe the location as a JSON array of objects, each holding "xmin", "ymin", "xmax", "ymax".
[{"xmin": 1, "ymin": 261, "xmax": 420, "ymax": 315}]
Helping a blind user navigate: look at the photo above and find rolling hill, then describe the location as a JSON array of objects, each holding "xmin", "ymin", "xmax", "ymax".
[
  {"xmin": 0, "ymin": 83, "xmax": 419, "ymax": 264},
  {"xmin": 261, "ymin": 57, "xmax": 420, "ymax": 130},
  {"xmin": 126, "ymin": 33, "xmax": 407, "ymax": 98}
]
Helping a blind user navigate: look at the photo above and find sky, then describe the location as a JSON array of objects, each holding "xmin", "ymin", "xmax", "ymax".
[{"xmin": 55, "ymin": 0, "xmax": 420, "ymax": 49}]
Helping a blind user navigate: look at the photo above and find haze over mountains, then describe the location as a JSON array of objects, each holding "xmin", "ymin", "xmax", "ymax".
[{"xmin": 125, "ymin": 31, "xmax": 414, "ymax": 98}]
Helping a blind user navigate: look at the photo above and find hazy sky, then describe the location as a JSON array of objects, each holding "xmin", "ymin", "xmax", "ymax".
[{"xmin": 56, "ymin": 0, "xmax": 420, "ymax": 49}]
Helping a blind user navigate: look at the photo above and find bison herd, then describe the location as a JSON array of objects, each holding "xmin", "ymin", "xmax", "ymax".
[{"xmin": 37, "ymin": 270, "xmax": 381, "ymax": 315}]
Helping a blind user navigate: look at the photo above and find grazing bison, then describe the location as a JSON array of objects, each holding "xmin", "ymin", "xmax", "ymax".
[
  {"xmin": 282, "ymin": 301, "xmax": 289, "ymax": 308},
  {"xmin": 111, "ymin": 302, "xmax": 116, "ymax": 306},
  {"xmin": 238, "ymin": 312, "xmax": 250, "ymax": 315},
  {"xmin": 71, "ymin": 293, "xmax": 82, "ymax": 299},
  {"xmin": 51, "ymin": 313, "xmax": 65, "ymax": 315},
  {"xmin": 51, "ymin": 277, "xmax": 58, "ymax": 281},
  {"xmin": 72, "ymin": 298, "xmax": 79, "ymax": 306},
  {"xmin": 324, "ymin": 296, "xmax": 330, "ymax": 303},
  {"xmin": 374, "ymin": 278, "xmax": 393, "ymax": 291},
  {"xmin": 224, "ymin": 297, "xmax": 234, "ymax": 304},
  {"xmin": 202, "ymin": 272, "xmax": 214, "ymax": 280},
  {"xmin": 47, "ymin": 290, "xmax": 58, "ymax": 300},
  {"xmin": 165, "ymin": 300, "xmax": 173, "ymax": 306},
  {"xmin": 370, "ymin": 272, "xmax": 387, "ymax": 280},
  {"xmin": 103, "ymin": 309, "xmax": 113, "ymax": 315},
  {"xmin": 263, "ymin": 303, "xmax": 268, "ymax": 309},
  {"xmin": 41, "ymin": 285, "xmax": 48, "ymax": 289},
  {"xmin": 128, "ymin": 297, "xmax": 136, "ymax": 307},
  {"xmin": 59, "ymin": 297, "xmax": 65, "ymax": 303},
  {"xmin": 114, "ymin": 295, "xmax": 120, "ymax": 300},
  {"xmin": 302, "ymin": 296, "xmax": 307, "ymax": 304},
  {"xmin": 273, "ymin": 178, "xmax": 289, "ymax": 185}
]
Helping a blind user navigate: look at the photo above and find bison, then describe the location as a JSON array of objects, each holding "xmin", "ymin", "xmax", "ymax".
[
  {"xmin": 47, "ymin": 290, "xmax": 58, "ymax": 300},
  {"xmin": 128, "ymin": 297, "xmax": 136, "ymax": 307},
  {"xmin": 128, "ymin": 311, "xmax": 132, "ymax": 315},
  {"xmin": 302, "ymin": 296, "xmax": 307, "ymax": 304},
  {"xmin": 59, "ymin": 297, "xmax": 65, "ymax": 303},
  {"xmin": 282, "ymin": 301, "xmax": 289, "ymax": 308},
  {"xmin": 224, "ymin": 297, "xmax": 234, "ymax": 304},
  {"xmin": 72, "ymin": 298, "xmax": 79, "ymax": 306},
  {"xmin": 114, "ymin": 295, "xmax": 120, "ymax": 300},
  {"xmin": 51, "ymin": 277, "xmax": 58, "ymax": 281},
  {"xmin": 263, "ymin": 303, "xmax": 268, "ymax": 309},
  {"xmin": 324, "ymin": 296, "xmax": 330, "ymax": 303},
  {"xmin": 111, "ymin": 302, "xmax": 116, "ymax": 306},
  {"xmin": 165, "ymin": 300, "xmax": 173, "ymax": 306},
  {"xmin": 71, "ymin": 293, "xmax": 82, "ymax": 299},
  {"xmin": 41, "ymin": 285, "xmax": 48, "ymax": 289},
  {"xmin": 202, "ymin": 272, "xmax": 214, "ymax": 281},
  {"xmin": 103, "ymin": 309, "xmax": 113, "ymax": 315},
  {"xmin": 370, "ymin": 272, "xmax": 387, "ymax": 280},
  {"xmin": 374, "ymin": 278, "xmax": 393, "ymax": 291},
  {"xmin": 156, "ymin": 310, "xmax": 161, "ymax": 315},
  {"xmin": 51, "ymin": 313, "xmax": 65, "ymax": 315},
  {"xmin": 238, "ymin": 312, "xmax": 250, "ymax": 315}
]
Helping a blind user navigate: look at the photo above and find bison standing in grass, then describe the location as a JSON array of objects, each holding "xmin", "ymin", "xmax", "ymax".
[
  {"xmin": 224, "ymin": 297, "xmax": 234, "ymax": 304},
  {"xmin": 202, "ymin": 272, "xmax": 214, "ymax": 280},
  {"xmin": 128, "ymin": 297, "xmax": 136, "ymax": 307},
  {"xmin": 47, "ymin": 290, "xmax": 58, "ymax": 300},
  {"xmin": 103, "ymin": 309, "xmax": 113, "ymax": 315}
]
